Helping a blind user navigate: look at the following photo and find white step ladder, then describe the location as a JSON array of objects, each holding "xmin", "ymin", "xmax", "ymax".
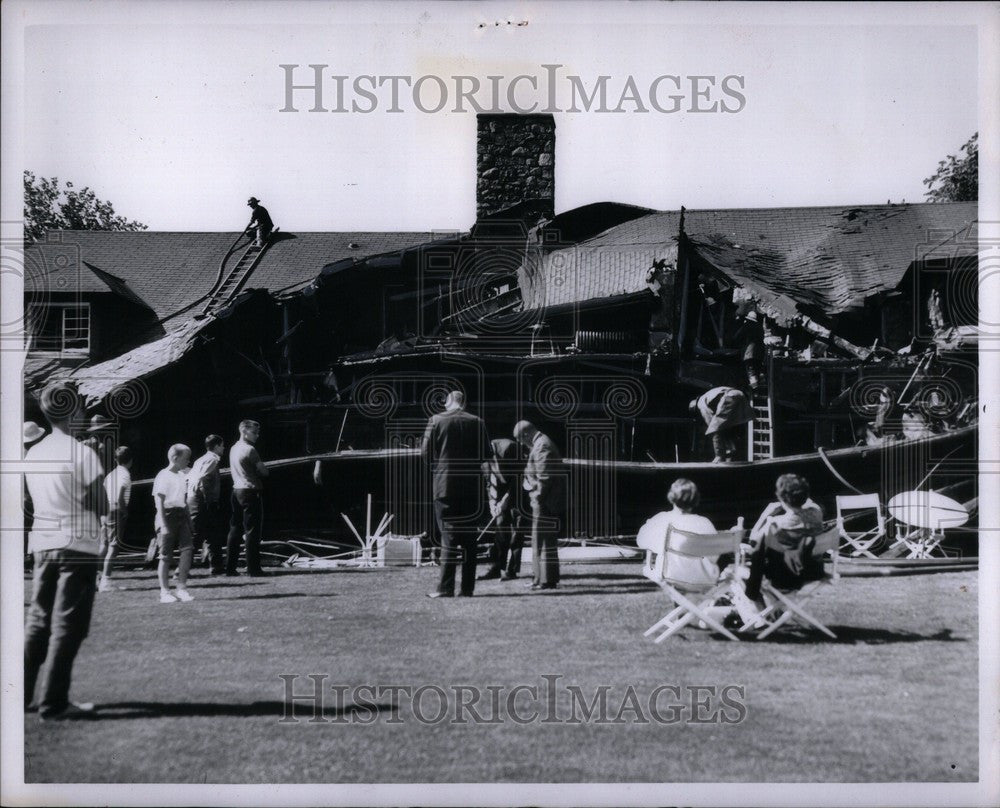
[{"xmin": 749, "ymin": 387, "xmax": 774, "ymax": 460}]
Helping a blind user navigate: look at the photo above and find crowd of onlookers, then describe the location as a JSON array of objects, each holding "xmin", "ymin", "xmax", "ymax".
[
  {"xmin": 22, "ymin": 377, "xmax": 835, "ymax": 722},
  {"xmin": 22, "ymin": 382, "xmax": 270, "ymax": 720}
]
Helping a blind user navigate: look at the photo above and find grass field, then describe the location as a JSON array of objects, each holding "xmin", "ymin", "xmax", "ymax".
[{"xmin": 23, "ymin": 562, "xmax": 978, "ymax": 783}]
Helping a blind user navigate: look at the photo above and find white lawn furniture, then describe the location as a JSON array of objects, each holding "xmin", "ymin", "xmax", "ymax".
[
  {"xmin": 749, "ymin": 525, "xmax": 841, "ymax": 640},
  {"xmin": 642, "ymin": 525, "xmax": 745, "ymax": 642},
  {"xmin": 886, "ymin": 490, "xmax": 969, "ymax": 559},
  {"xmin": 835, "ymin": 494, "xmax": 887, "ymax": 558}
]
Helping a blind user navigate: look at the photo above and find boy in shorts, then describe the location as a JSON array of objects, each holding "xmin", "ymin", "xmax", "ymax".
[
  {"xmin": 98, "ymin": 446, "xmax": 133, "ymax": 592},
  {"xmin": 153, "ymin": 444, "xmax": 195, "ymax": 603}
]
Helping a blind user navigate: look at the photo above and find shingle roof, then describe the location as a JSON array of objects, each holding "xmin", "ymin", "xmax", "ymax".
[
  {"xmin": 517, "ymin": 203, "xmax": 977, "ymax": 316},
  {"xmin": 67, "ymin": 317, "xmax": 211, "ymax": 403},
  {"xmin": 25, "ymin": 230, "xmax": 437, "ymax": 328},
  {"xmin": 683, "ymin": 203, "xmax": 977, "ymax": 315},
  {"xmin": 519, "ymin": 212, "xmax": 681, "ymax": 310}
]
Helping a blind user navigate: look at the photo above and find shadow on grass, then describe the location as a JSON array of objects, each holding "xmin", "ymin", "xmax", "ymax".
[
  {"xmin": 207, "ymin": 592, "xmax": 340, "ymax": 601},
  {"xmin": 258, "ymin": 568, "xmax": 406, "ymax": 577},
  {"xmin": 89, "ymin": 700, "xmax": 397, "ymax": 720},
  {"xmin": 107, "ymin": 581, "xmax": 270, "ymax": 591},
  {"xmin": 471, "ymin": 584, "xmax": 654, "ymax": 598},
  {"xmin": 558, "ymin": 572, "xmax": 646, "ymax": 581},
  {"xmin": 744, "ymin": 627, "xmax": 966, "ymax": 645}
]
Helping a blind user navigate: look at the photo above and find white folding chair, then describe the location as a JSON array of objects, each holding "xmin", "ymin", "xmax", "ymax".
[
  {"xmin": 835, "ymin": 494, "xmax": 886, "ymax": 558},
  {"xmin": 642, "ymin": 525, "xmax": 745, "ymax": 643},
  {"xmin": 755, "ymin": 525, "xmax": 841, "ymax": 640},
  {"xmin": 887, "ymin": 524, "xmax": 949, "ymax": 559}
]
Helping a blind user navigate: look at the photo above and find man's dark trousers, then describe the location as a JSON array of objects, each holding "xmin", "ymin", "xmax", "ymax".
[
  {"xmin": 226, "ymin": 489, "xmax": 263, "ymax": 574},
  {"xmin": 488, "ymin": 508, "xmax": 525, "ymax": 577},
  {"xmin": 190, "ymin": 491, "xmax": 225, "ymax": 573},
  {"xmin": 530, "ymin": 502, "xmax": 561, "ymax": 587},
  {"xmin": 24, "ymin": 549, "xmax": 97, "ymax": 715},
  {"xmin": 434, "ymin": 500, "xmax": 477, "ymax": 596}
]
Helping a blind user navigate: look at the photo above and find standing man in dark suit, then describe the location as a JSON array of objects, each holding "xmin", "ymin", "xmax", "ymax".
[
  {"xmin": 422, "ymin": 391, "xmax": 492, "ymax": 598},
  {"xmin": 478, "ymin": 436, "xmax": 526, "ymax": 581},
  {"xmin": 514, "ymin": 420, "xmax": 565, "ymax": 591}
]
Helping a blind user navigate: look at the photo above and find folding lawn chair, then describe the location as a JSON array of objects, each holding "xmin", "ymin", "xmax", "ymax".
[
  {"xmin": 754, "ymin": 525, "xmax": 841, "ymax": 640},
  {"xmin": 642, "ymin": 524, "xmax": 745, "ymax": 643},
  {"xmin": 835, "ymin": 494, "xmax": 886, "ymax": 558}
]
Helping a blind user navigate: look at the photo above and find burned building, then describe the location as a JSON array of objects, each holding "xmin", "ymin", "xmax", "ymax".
[{"xmin": 22, "ymin": 113, "xmax": 979, "ymax": 542}]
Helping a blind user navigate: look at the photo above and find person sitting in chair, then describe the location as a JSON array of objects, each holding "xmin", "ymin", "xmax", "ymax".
[
  {"xmin": 636, "ymin": 478, "xmax": 721, "ymax": 585},
  {"xmin": 743, "ymin": 473, "xmax": 825, "ymax": 608}
]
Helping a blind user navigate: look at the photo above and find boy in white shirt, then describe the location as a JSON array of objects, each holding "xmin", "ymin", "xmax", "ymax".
[
  {"xmin": 153, "ymin": 444, "xmax": 195, "ymax": 603},
  {"xmin": 98, "ymin": 446, "xmax": 133, "ymax": 592}
]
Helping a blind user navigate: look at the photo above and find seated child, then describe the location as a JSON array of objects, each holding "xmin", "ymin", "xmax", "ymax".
[{"xmin": 744, "ymin": 473, "xmax": 826, "ymax": 603}]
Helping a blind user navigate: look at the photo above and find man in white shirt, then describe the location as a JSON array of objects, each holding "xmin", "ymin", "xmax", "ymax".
[
  {"xmin": 225, "ymin": 420, "xmax": 268, "ymax": 576},
  {"xmin": 187, "ymin": 434, "xmax": 225, "ymax": 574},
  {"xmin": 24, "ymin": 382, "xmax": 104, "ymax": 720},
  {"xmin": 98, "ymin": 446, "xmax": 133, "ymax": 591},
  {"xmin": 153, "ymin": 444, "xmax": 195, "ymax": 603}
]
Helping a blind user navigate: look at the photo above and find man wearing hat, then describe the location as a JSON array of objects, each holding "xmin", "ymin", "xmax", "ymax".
[
  {"xmin": 690, "ymin": 386, "xmax": 754, "ymax": 463},
  {"xmin": 23, "ymin": 422, "xmax": 47, "ymax": 563},
  {"xmin": 245, "ymin": 197, "xmax": 273, "ymax": 248},
  {"xmin": 23, "ymin": 421, "xmax": 46, "ymax": 448},
  {"xmin": 24, "ymin": 382, "xmax": 105, "ymax": 720}
]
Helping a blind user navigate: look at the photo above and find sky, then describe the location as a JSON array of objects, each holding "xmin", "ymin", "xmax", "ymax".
[{"xmin": 21, "ymin": 3, "xmax": 981, "ymax": 233}]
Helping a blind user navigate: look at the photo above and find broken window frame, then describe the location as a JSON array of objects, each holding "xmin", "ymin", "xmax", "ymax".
[{"xmin": 28, "ymin": 302, "xmax": 91, "ymax": 356}]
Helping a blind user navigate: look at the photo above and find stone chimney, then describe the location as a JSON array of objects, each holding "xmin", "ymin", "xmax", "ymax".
[{"xmin": 476, "ymin": 113, "xmax": 555, "ymax": 222}]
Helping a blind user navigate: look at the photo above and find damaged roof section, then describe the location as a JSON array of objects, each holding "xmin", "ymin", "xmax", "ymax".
[
  {"xmin": 514, "ymin": 202, "xmax": 976, "ymax": 326},
  {"xmin": 683, "ymin": 203, "xmax": 978, "ymax": 318},
  {"xmin": 66, "ymin": 316, "xmax": 213, "ymax": 403},
  {"xmin": 60, "ymin": 289, "xmax": 276, "ymax": 404},
  {"xmin": 519, "ymin": 211, "xmax": 681, "ymax": 310}
]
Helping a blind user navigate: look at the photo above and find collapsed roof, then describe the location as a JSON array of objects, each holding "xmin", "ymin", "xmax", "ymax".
[{"xmin": 517, "ymin": 202, "xmax": 977, "ymax": 325}]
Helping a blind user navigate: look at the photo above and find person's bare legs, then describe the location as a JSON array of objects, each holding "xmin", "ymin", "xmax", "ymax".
[
  {"xmin": 100, "ymin": 544, "xmax": 116, "ymax": 583},
  {"xmin": 176, "ymin": 548, "xmax": 192, "ymax": 590},
  {"xmin": 157, "ymin": 556, "xmax": 171, "ymax": 593}
]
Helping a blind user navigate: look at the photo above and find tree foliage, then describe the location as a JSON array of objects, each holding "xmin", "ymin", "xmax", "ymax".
[
  {"xmin": 23, "ymin": 171, "xmax": 148, "ymax": 245},
  {"xmin": 923, "ymin": 133, "xmax": 978, "ymax": 202}
]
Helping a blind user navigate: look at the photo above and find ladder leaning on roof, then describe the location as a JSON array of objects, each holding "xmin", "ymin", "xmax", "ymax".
[
  {"xmin": 200, "ymin": 232, "xmax": 275, "ymax": 316},
  {"xmin": 748, "ymin": 352, "xmax": 775, "ymax": 460}
]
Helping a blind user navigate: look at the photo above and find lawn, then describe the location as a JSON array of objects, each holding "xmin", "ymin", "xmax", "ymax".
[{"xmin": 22, "ymin": 562, "xmax": 978, "ymax": 783}]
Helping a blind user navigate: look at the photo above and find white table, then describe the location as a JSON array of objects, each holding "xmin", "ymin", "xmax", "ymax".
[{"xmin": 886, "ymin": 491, "xmax": 968, "ymax": 558}]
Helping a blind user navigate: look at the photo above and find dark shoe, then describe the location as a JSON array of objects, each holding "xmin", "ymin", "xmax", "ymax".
[
  {"xmin": 539, "ymin": 583, "xmax": 558, "ymax": 590},
  {"xmin": 247, "ymin": 570, "xmax": 268, "ymax": 578},
  {"xmin": 25, "ymin": 702, "xmax": 38, "ymax": 714},
  {"xmin": 427, "ymin": 591, "xmax": 453, "ymax": 599},
  {"xmin": 501, "ymin": 572, "xmax": 518, "ymax": 581},
  {"xmin": 40, "ymin": 702, "xmax": 97, "ymax": 722},
  {"xmin": 224, "ymin": 571, "xmax": 240, "ymax": 578},
  {"xmin": 458, "ymin": 592, "xmax": 474, "ymax": 598},
  {"xmin": 477, "ymin": 571, "xmax": 501, "ymax": 581}
]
